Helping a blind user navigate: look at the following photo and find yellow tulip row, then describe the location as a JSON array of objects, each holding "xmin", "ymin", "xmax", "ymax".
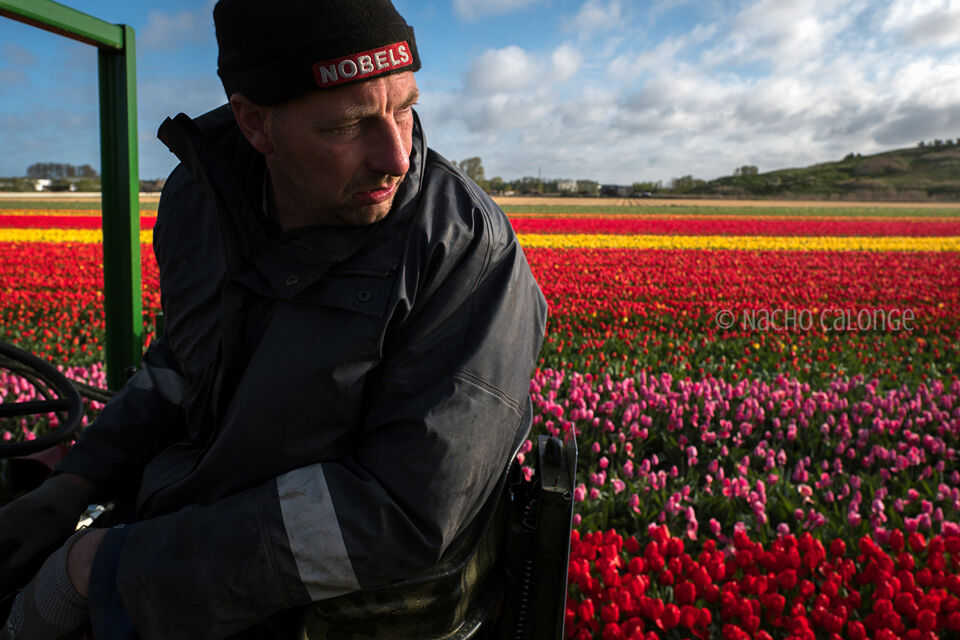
[
  {"xmin": 515, "ymin": 233, "xmax": 960, "ymax": 252},
  {"xmin": 0, "ymin": 229, "xmax": 154, "ymax": 244},
  {"xmin": 2, "ymin": 229, "xmax": 959, "ymax": 252}
]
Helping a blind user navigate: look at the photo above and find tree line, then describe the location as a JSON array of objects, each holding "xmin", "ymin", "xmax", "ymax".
[
  {"xmin": 917, "ymin": 139, "xmax": 958, "ymax": 148},
  {"xmin": 0, "ymin": 163, "xmax": 170, "ymax": 192},
  {"xmin": 454, "ymin": 157, "xmax": 772, "ymax": 197},
  {"xmin": 456, "ymin": 157, "xmax": 603, "ymax": 195},
  {"xmin": 26, "ymin": 162, "xmax": 98, "ymax": 179}
]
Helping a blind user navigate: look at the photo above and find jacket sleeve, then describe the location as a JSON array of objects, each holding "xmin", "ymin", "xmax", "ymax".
[
  {"xmin": 99, "ymin": 198, "xmax": 548, "ymax": 639},
  {"xmin": 54, "ymin": 337, "xmax": 188, "ymax": 499}
]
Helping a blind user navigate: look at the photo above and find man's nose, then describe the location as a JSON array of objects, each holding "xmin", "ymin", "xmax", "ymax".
[{"xmin": 366, "ymin": 118, "xmax": 410, "ymax": 177}]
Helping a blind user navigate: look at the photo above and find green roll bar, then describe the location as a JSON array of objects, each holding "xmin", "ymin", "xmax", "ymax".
[{"xmin": 0, "ymin": 0, "xmax": 142, "ymax": 390}]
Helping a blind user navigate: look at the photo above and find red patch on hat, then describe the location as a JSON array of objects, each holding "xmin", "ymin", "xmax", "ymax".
[{"xmin": 312, "ymin": 41, "xmax": 413, "ymax": 88}]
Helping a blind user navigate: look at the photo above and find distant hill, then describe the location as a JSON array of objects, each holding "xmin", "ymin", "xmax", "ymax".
[{"xmin": 693, "ymin": 143, "xmax": 960, "ymax": 201}]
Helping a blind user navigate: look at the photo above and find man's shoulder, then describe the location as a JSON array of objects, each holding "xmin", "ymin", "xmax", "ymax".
[
  {"xmin": 415, "ymin": 148, "xmax": 513, "ymax": 249},
  {"xmin": 420, "ymin": 147, "xmax": 493, "ymax": 211},
  {"xmin": 153, "ymin": 104, "xmax": 262, "ymax": 236}
]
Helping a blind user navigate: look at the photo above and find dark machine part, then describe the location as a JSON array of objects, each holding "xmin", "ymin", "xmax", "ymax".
[
  {"xmin": 498, "ymin": 433, "xmax": 577, "ymax": 640},
  {"xmin": 0, "ymin": 340, "xmax": 116, "ymax": 505},
  {"xmin": 0, "ymin": 342, "xmax": 85, "ymax": 459}
]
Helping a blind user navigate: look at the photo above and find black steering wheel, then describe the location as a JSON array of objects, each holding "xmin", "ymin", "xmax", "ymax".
[{"xmin": 0, "ymin": 342, "xmax": 84, "ymax": 458}]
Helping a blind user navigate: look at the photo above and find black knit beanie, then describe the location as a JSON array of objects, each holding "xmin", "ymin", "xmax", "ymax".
[{"xmin": 214, "ymin": 0, "xmax": 421, "ymax": 105}]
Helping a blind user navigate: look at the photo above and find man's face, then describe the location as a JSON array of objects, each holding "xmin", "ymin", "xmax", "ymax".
[{"xmin": 262, "ymin": 71, "xmax": 419, "ymax": 229}]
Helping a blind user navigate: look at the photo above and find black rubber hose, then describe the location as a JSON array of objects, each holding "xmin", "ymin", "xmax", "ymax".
[{"xmin": 0, "ymin": 343, "xmax": 84, "ymax": 458}]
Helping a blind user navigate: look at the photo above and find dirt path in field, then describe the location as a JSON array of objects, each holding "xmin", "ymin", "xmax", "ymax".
[{"xmin": 492, "ymin": 196, "xmax": 960, "ymax": 209}]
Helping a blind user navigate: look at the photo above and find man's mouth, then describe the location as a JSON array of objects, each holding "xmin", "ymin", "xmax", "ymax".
[{"xmin": 354, "ymin": 182, "xmax": 398, "ymax": 205}]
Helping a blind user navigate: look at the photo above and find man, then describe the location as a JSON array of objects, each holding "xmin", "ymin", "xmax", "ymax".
[{"xmin": 0, "ymin": 1, "xmax": 547, "ymax": 638}]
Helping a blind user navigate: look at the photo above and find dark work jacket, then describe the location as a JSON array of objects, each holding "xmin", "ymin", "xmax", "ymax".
[{"xmin": 56, "ymin": 105, "xmax": 547, "ymax": 639}]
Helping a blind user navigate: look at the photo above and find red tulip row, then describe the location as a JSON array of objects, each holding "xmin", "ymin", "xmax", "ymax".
[
  {"xmin": 567, "ymin": 525, "xmax": 960, "ymax": 640},
  {"xmin": 0, "ymin": 242, "xmax": 160, "ymax": 364},
  {"xmin": 511, "ymin": 217, "xmax": 960, "ymax": 237},
  {"xmin": 6, "ymin": 213, "xmax": 960, "ymax": 237},
  {"xmin": 527, "ymin": 247, "xmax": 959, "ymax": 384},
  {"xmin": 525, "ymin": 248, "xmax": 959, "ymax": 323},
  {"xmin": 0, "ymin": 215, "xmax": 156, "ymax": 230}
]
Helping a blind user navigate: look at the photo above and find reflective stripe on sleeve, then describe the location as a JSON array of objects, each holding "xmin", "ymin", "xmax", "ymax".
[
  {"xmin": 128, "ymin": 363, "xmax": 186, "ymax": 407},
  {"xmin": 276, "ymin": 463, "xmax": 361, "ymax": 600}
]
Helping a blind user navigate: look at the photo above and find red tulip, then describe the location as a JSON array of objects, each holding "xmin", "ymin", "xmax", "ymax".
[
  {"xmin": 601, "ymin": 603, "xmax": 620, "ymax": 623},
  {"xmin": 661, "ymin": 603, "xmax": 680, "ymax": 629}
]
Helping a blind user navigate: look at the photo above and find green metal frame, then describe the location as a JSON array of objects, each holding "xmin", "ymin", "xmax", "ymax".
[{"xmin": 0, "ymin": 0, "xmax": 141, "ymax": 390}]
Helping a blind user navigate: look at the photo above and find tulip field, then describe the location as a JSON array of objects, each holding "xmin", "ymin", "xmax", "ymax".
[{"xmin": 3, "ymin": 197, "xmax": 960, "ymax": 639}]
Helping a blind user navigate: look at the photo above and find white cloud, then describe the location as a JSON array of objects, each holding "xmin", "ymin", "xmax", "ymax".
[
  {"xmin": 457, "ymin": 43, "xmax": 587, "ymax": 127},
  {"xmin": 452, "ymin": 0, "xmax": 542, "ymax": 21},
  {"xmin": 420, "ymin": 0, "xmax": 960, "ymax": 184},
  {"xmin": 609, "ymin": 25, "xmax": 716, "ymax": 79},
  {"xmin": 447, "ymin": 43, "xmax": 582, "ymax": 140},
  {"xmin": 462, "ymin": 44, "xmax": 582, "ymax": 95},
  {"xmin": 702, "ymin": 0, "xmax": 862, "ymax": 70},
  {"xmin": 464, "ymin": 46, "xmax": 539, "ymax": 94},
  {"xmin": 551, "ymin": 45, "xmax": 583, "ymax": 81},
  {"xmin": 874, "ymin": 102, "xmax": 960, "ymax": 146},
  {"xmin": 557, "ymin": 87, "xmax": 619, "ymax": 130},
  {"xmin": 565, "ymin": 0, "xmax": 622, "ymax": 34},
  {"xmin": 140, "ymin": 9, "xmax": 209, "ymax": 50},
  {"xmin": 882, "ymin": 0, "xmax": 960, "ymax": 47}
]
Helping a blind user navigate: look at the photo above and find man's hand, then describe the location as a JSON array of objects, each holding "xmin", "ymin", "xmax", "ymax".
[
  {"xmin": 0, "ymin": 474, "xmax": 94, "ymax": 598},
  {"xmin": 1, "ymin": 530, "xmax": 95, "ymax": 640},
  {"xmin": 65, "ymin": 528, "xmax": 105, "ymax": 599}
]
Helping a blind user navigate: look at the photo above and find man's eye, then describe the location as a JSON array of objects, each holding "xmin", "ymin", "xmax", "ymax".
[{"xmin": 330, "ymin": 122, "xmax": 361, "ymax": 136}]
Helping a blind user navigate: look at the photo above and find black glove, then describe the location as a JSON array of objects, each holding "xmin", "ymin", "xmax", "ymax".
[
  {"xmin": 1, "ymin": 529, "xmax": 91, "ymax": 640},
  {"xmin": 0, "ymin": 476, "xmax": 92, "ymax": 600}
]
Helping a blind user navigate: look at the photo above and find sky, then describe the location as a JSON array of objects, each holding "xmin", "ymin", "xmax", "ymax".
[{"xmin": 2, "ymin": 0, "xmax": 960, "ymax": 185}]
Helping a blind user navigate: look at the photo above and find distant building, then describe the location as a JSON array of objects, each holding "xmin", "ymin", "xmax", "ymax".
[
  {"xmin": 557, "ymin": 180, "xmax": 577, "ymax": 193},
  {"xmin": 600, "ymin": 184, "xmax": 631, "ymax": 197},
  {"xmin": 33, "ymin": 178, "xmax": 78, "ymax": 192}
]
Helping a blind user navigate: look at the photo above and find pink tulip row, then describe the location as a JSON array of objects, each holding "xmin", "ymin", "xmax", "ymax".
[{"xmin": 529, "ymin": 367, "xmax": 960, "ymax": 544}]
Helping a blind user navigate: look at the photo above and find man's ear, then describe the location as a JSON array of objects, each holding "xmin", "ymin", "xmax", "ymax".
[{"xmin": 229, "ymin": 93, "xmax": 275, "ymax": 155}]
